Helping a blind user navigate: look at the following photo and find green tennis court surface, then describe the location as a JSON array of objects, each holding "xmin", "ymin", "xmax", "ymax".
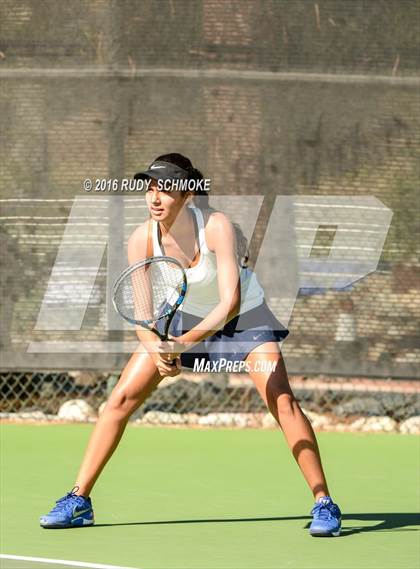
[{"xmin": 1, "ymin": 425, "xmax": 418, "ymax": 569}]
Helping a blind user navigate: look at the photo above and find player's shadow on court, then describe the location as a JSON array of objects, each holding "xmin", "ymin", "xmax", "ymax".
[
  {"xmin": 93, "ymin": 512, "xmax": 419, "ymax": 536},
  {"xmin": 324, "ymin": 513, "xmax": 420, "ymax": 536}
]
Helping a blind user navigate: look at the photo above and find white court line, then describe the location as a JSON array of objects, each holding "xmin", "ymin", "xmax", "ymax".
[{"xmin": 0, "ymin": 554, "xmax": 140, "ymax": 569}]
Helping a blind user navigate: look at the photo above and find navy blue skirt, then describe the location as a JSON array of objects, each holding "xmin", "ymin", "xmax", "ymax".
[{"xmin": 156, "ymin": 299, "xmax": 289, "ymax": 369}]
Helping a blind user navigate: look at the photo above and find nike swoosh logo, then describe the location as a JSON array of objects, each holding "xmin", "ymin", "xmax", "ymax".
[
  {"xmin": 150, "ymin": 165, "xmax": 166, "ymax": 170},
  {"xmin": 72, "ymin": 506, "xmax": 92, "ymax": 518}
]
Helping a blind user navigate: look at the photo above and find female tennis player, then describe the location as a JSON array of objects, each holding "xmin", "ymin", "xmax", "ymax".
[{"xmin": 40, "ymin": 153, "xmax": 342, "ymax": 537}]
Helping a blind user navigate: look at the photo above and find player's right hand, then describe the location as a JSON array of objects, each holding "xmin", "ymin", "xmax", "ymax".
[{"xmin": 154, "ymin": 354, "xmax": 182, "ymax": 378}]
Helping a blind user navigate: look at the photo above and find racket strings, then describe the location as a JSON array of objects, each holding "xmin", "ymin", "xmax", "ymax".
[{"xmin": 114, "ymin": 260, "xmax": 185, "ymax": 324}]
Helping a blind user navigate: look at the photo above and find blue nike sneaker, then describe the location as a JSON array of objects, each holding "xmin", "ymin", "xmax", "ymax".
[
  {"xmin": 309, "ymin": 495, "xmax": 341, "ymax": 537},
  {"xmin": 40, "ymin": 486, "xmax": 94, "ymax": 529}
]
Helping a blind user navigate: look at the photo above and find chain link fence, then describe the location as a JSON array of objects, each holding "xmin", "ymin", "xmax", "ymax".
[{"xmin": 1, "ymin": 371, "xmax": 418, "ymax": 433}]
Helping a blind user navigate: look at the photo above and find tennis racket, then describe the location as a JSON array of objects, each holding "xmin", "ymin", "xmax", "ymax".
[{"xmin": 112, "ymin": 256, "xmax": 188, "ymax": 362}]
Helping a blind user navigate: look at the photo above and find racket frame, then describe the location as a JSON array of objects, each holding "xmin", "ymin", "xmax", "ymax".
[{"xmin": 112, "ymin": 255, "xmax": 187, "ymax": 341}]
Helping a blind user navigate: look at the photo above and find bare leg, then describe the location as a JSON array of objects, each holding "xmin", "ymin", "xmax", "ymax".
[
  {"xmin": 74, "ymin": 351, "xmax": 162, "ymax": 497},
  {"xmin": 246, "ymin": 343, "xmax": 330, "ymax": 501}
]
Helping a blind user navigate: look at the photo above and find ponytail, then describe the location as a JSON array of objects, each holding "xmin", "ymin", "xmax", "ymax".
[
  {"xmin": 154, "ymin": 153, "xmax": 249, "ymax": 268},
  {"xmin": 191, "ymin": 169, "xmax": 249, "ymax": 268}
]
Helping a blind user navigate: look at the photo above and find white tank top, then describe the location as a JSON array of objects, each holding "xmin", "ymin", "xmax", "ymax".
[{"xmin": 152, "ymin": 204, "xmax": 264, "ymax": 317}]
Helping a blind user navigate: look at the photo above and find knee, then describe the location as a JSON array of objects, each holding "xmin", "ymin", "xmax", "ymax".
[
  {"xmin": 106, "ymin": 389, "xmax": 139, "ymax": 418},
  {"xmin": 271, "ymin": 391, "xmax": 297, "ymax": 417}
]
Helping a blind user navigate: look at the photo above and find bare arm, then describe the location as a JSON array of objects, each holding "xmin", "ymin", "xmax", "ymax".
[
  {"xmin": 127, "ymin": 223, "xmax": 181, "ymax": 376},
  {"xmin": 170, "ymin": 212, "xmax": 242, "ymax": 351},
  {"xmin": 127, "ymin": 224, "xmax": 160, "ymax": 354}
]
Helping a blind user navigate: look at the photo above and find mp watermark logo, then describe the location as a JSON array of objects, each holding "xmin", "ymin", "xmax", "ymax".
[{"xmin": 27, "ymin": 195, "xmax": 392, "ymax": 355}]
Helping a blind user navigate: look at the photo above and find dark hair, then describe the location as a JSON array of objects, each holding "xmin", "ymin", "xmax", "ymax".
[{"xmin": 154, "ymin": 153, "xmax": 249, "ymax": 267}]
